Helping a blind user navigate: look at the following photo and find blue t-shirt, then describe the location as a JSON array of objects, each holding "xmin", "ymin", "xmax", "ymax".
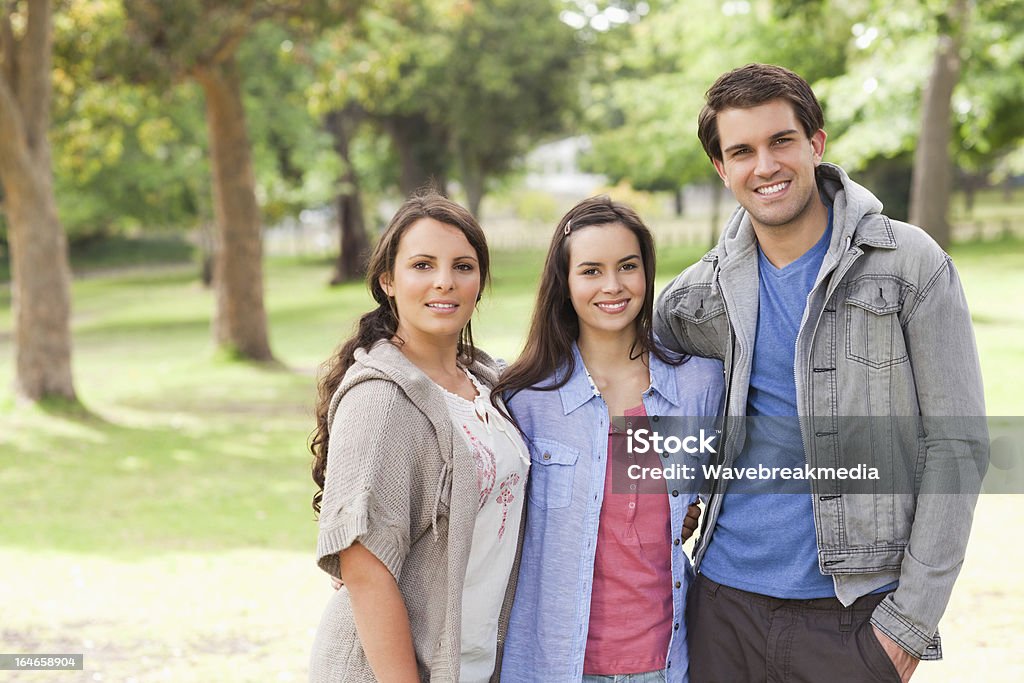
[{"xmin": 701, "ymin": 212, "xmax": 838, "ymax": 598}]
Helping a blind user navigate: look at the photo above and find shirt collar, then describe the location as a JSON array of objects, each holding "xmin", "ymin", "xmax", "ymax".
[
  {"xmin": 557, "ymin": 342, "xmax": 681, "ymax": 415},
  {"xmin": 557, "ymin": 343, "xmax": 598, "ymax": 415}
]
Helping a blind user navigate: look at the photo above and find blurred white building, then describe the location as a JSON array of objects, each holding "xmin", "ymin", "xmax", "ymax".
[{"xmin": 523, "ymin": 136, "xmax": 607, "ymax": 199}]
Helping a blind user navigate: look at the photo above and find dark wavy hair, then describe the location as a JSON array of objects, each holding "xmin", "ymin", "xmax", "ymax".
[
  {"xmin": 698, "ymin": 63, "xmax": 824, "ymax": 162},
  {"xmin": 492, "ymin": 195, "xmax": 683, "ymax": 406},
  {"xmin": 310, "ymin": 191, "xmax": 490, "ymax": 514}
]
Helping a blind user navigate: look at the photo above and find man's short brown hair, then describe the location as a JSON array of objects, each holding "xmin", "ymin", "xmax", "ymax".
[{"xmin": 697, "ymin": 63, "xmax": 824, "ymax": 162}]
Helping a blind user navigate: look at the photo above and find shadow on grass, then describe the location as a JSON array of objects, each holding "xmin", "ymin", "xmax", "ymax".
[
  {"xmin": 36, "ymin": 395, "xmax": 115, "ymax": 427},
  {"xmin": 212, "ymin": 347, "xmax": 294, "ymax": 374}
]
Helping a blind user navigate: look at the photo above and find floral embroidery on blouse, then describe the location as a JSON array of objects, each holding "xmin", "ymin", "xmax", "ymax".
[
  {"xmin": 495, "ymin": 472, "xmax": 522, "ymax": 540},
  {"xmin": 463, "ymin": 423, "xmax": 497, "ymax": 511}
]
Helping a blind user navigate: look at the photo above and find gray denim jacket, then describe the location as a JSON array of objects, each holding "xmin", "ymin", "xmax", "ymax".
[{"xmin": 654, "ymin": 163, "xmax": 986, "ymax": 660}]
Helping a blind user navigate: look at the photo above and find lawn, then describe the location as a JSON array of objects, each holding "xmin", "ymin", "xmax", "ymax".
[{"xmin": 0, "ymin": 237, "xmax": 1022, "ymax": 681}]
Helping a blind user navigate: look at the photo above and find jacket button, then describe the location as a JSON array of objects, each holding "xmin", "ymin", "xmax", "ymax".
[
  {"xmin": 674, "ymin": 538, "xmax": 680, "ymax": 546},
  {"xmin": 674, "ymin": 623, "xmax": 679, "ymax": 631},
  {"xmin": 675, "ymin": 581, "xmax": 681, "ymax": 588},
  {"xmin": 652, "ymin": 415, "xmax": 660, "ymax": 422},
  {"xmin": 672, "ymin": 490, "xmax": 679, "ymax": 497},
  {"xmin": 543, "ymin": 453, "xmax": 551, "ymax": 460}
]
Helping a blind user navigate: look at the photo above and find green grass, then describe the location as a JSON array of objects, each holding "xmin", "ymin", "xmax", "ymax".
[
  {"xmin": 0, "ymin": 240, "xmax": 1022, "ymax": 681},
  {"xmin": 1, "ymin": 240, "xmax": 1021, "ymax": 556},
  {"xmin": 942, "ymin": 237, "xmax": 1024, "ymax": 414},
  {"xmin": 0, "ymin": 232, "xmax": 195, "ymax": 283}
]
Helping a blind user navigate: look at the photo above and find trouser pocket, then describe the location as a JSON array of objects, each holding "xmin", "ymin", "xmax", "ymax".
[{"xmin": 856, "ymin": 620, "xmax": 903, "ymax": 683}]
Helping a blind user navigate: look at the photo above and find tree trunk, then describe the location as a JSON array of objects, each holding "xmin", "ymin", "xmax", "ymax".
[
  {"xmin": 674, "ymin": 187, "xmax": 685, "ymax": 217},
  {"xmin": 457, "ymin": 145, "xmax": 485, "ymax": 219},
  {"xmin": 198, "ymin": 221, "xmax": 214, "ymax": 287},
  {"xmin": 908, "ymin": 0, "xmax": 968, "ymax": 249},
  {"xmin": 383, "ymin": 114, "xmax": 449, "ymax": 197},
  {"xmin": 324, "ymin": 106, "xmax": 369, "ymax": 284},
  {"xmin": 195, "ymin": 56, "xmax": 274, "ymax": 361},
  {"xmin": 0, "ymin": 0, "xmax": 76, "ymax": 402}
]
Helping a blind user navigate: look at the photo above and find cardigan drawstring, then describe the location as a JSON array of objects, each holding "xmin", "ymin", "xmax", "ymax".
[{"xmin": 432, "ymin": 460, "xmax": 451, "ymax": 540}]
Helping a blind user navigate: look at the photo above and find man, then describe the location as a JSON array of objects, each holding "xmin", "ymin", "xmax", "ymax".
[{"xmin": 654, "ymin": 64, "xmax": 986, "ymax": 682}]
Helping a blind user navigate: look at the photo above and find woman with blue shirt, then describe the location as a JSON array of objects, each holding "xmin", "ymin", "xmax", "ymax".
[{"xmin": 493, "ymin": 197, "xmax": 724, "ymax": 683}]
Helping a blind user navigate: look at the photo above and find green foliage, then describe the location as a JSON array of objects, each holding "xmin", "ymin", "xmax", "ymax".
[
  {"xmin": 594, "ymin": 182, "xmax": 668, "ymax": 221},
  {"xmin": 309, "ymin": 0, "xmax": 580, "ymax": 203},
  {"xmin": 511, "ymin": 190, "xmax": 561, "ymax": 224},
  {"xmin": 582, "ymin": 0, "xmax": 857, "ymax": 191},
  {"xmin": 444, "ymin": 0, "xmax": 580, "ymax": 179},
  {"xmin": 47, "ymin": 1, "xmax": 351, "ymax": 239},
  {"xmin": 30, "ymin": 0, "xmax": 1024, "ymax": 248},
  {"xmin": 583, "ymin": 0, "xmax": 1024, "ymax": 196},
  {"xmin": 51, "ymin": 79, "xmax": 211, "ymax": 240},
  {"xmin": 50, "ymin": 1, "xmax": 209, "ymax": 239},
  {"xmin": 956, "ymin": 0, "xmax": 1024, "ymax": 172},
  {"xmin": 816, "ymin": 3, "xmax": 942, "ymax": 171},
  {"xmin": 239, "ymin": 23, "xmax": 343, "ymax": 223},
  {"xmin": 818, "ymin": 0, "xmax": 1024, "ymax": 180}
]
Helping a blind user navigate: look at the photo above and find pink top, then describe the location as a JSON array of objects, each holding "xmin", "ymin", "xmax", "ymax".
[{"xmin": 583, "ymin": 403, "xmax": 673, "ymax": 675}]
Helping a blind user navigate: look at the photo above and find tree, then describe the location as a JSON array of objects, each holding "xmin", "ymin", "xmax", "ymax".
[
  {"xmin": 47, "ymin": 9, "xmax": 340, "ymax": 251},
  {"xmin": 123, "ymin": 1, "xmax": 357, "ymax": 360},
  {"xmin": 909, "ymin": 0, "xmax": 969, "ymax": 248},
  {"xmin": 952, "ymin": 0, "xmax": 1024, "ymax": 208},
  {"xmin": 443, "ymin": 0, "xmax": 579, "ymax": 217},
  {"xmin": 819, "ymin": 0, "xmax": 1024, "ymax": 239},
  {"xmin": 311, "ymin": 1, "xmax": 454, "ymax": 199},
  {"xmin": 49, "ymin": 1, "xmax": 212, "ymax": 242},
  {"xmin": 0, "ymin": 0, "xmax": 76, "ymax": 402},
  {"xmin": 313, "ymin": 0, "xmax": 579, "ymax": 218},
  {"xmin": 324, "ymin": 104, "xmax": 370, "ymax": 282}
]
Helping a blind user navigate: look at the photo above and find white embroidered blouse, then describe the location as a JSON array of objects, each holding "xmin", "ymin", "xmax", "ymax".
[{"xmin": 443, "ymin": 367, "xmax": 530, "ymax": 683}]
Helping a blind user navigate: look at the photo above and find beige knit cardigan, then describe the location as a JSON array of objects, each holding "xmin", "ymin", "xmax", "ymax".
[{"xmin": 309, "ymin": 340, "xmax": 519, "ymax": 682}]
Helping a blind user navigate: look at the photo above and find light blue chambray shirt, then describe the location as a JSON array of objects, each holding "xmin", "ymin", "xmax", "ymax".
[{"xmin": 500, "ymin": 344, "xmax": 724, "ymax": 683}]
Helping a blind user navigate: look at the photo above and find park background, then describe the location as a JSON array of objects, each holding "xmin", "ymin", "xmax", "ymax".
[{"xmin": 1, "ymin": 1, "xmax": 1022, "ymax": 681}]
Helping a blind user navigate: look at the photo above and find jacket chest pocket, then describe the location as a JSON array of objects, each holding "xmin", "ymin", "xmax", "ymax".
[
  {"xmin": 527, "ymin": 438, "xmax": 579, "ymax": 509},
  {"xmin": 669, "ymin": 283, "xmax": 729, "ymax": 359},
  {"xmin": 844, "ymin": 277, "xmax": 909, "ymax": 368}
]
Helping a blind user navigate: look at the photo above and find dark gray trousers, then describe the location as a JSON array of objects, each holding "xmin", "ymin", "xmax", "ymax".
[{"xmin": 687, "ymin": 574, "xmax": 901, "ymax": 683}]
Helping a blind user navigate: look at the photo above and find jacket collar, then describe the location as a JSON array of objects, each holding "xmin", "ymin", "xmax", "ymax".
[
  {"xmin": 557, "ymin": 342, "xmax": 680, "ymax": 415},
  {"xmin": 710, "ymin": 162, "xmax": 897, "ymax": 268}
]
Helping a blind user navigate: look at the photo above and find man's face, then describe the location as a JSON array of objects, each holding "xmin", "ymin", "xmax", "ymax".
[{"xmin": 711, "ymin": 99, "xmax": 826, "ymax": 232}]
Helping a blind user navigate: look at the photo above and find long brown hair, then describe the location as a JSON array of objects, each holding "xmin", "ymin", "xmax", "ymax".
[
  {"xmin": 492, "ymin": 195, "xmax": 682, "ymax": 405},
  {"xmin": 311, "ymin": 191, "xmax": 490, "ymax": 514}
]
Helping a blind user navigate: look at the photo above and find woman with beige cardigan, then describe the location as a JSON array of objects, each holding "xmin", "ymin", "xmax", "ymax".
[{"xmin": 309, "ymin": 193, "xmax": 528, "ymax": 682}]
